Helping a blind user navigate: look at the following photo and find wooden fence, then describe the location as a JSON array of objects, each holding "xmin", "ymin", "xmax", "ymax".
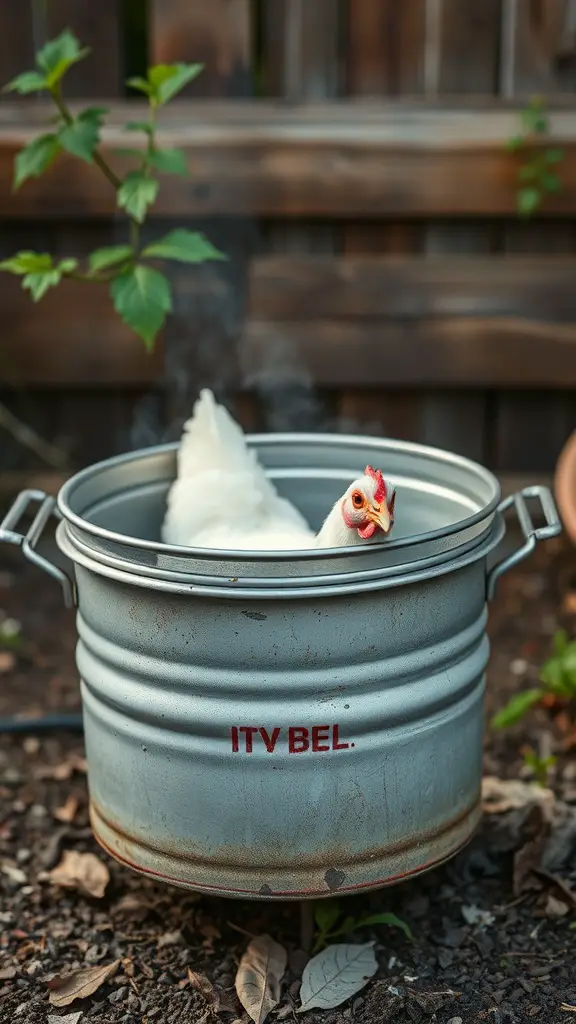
[{"xmin": 0, "ymin": 0, "xmax": 575, "ymax": 484}]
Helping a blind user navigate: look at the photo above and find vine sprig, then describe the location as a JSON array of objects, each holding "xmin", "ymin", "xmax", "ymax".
[
  {"xmin": 507, "ymin": 96, "xmax": 564, "ymax": 218},
  {"xmin": 0, "ymin": 29, "xmax": 225, "ymax": 349}
]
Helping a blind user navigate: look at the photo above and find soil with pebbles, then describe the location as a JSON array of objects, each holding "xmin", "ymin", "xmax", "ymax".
[{"xmin": 0, "ymin": 537, "xmax": 575, "ymax": 1024}]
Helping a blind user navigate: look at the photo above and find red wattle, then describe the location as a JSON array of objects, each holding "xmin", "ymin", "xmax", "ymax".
[{"xmin": 358, "ymin": 522, "xmax": 376, "ymax": 539}]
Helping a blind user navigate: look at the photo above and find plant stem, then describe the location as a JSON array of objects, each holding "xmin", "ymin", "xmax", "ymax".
[
  {"xmin": 300, "ymin": 902, "xmax": 314, "ymax": 954},
  {"xmin": 51, "ymin": 83, "xmax": 142, "ymax": 260},
  {"xmin": 51, "ymin": 85, "xmax": 122, "ymax": 191}
]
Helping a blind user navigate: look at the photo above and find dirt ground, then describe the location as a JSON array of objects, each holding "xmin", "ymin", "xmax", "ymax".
[{"xmin": 0, "ymin": 536, "xmax": 575, "ymax": 1024}]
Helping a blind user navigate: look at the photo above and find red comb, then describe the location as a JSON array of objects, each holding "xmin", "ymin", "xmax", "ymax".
[{"xmin": 365, "ymin": 465, "xmax": 386, "ymax": 504}]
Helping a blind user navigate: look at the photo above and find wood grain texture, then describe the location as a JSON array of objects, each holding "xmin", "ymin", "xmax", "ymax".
[
  {"xmin": 3, "ymin": 254, "xmax": 576, "ymax": 387},
  {"xmin": 431, "ymin": 0, "xmax": 501, "ymax": 93},
  {"xmin": 0, "ymin": 9, "xmax": 34, "ymax": 88},
  {"xmin": 259, "ymin": 0, "xmax": 342, "ymax": 430},
  {"xmin": 4, "ymin": 102, "xmax": 576, "ymax": 217},
  {"xmin": 504, "ymin": 0, "xmax": 572, "ymax": 96},
  {"xmin": 262, "ymin": 0, "xmax": 342, "ymax": 98},
  {"xmin": 150, "ymin": 0, "xmax": 252, "ymax": 96},
  {"xmin": 421, "ymin": 0, "xmax": 502, "ymax": 459},
  {"xmin": 149, "ymin": 0, "xmax": 253, "ymax": 432},
  {"xmin": 249, "ymin": 254, "xmax": 576, "ymax": 320},
  {"xmin": 497, "ymin": 1, "xmax": 576, "ymax": 471},
  {"xmin": 346, "ymin": 0, "xmax": 425, "ymax": 96},
  {"xmin": 241, "ymin": 318, "xmax": 576, "ymax": 389},
  {"xmin": 45, "ymin": 0, "xmax": 122, "ymax": 96}
]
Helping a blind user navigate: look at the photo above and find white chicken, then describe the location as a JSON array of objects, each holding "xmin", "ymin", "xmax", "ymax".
[{"xmin": 162, "ymin": 389, "xmax": 396, "ymax": 551}]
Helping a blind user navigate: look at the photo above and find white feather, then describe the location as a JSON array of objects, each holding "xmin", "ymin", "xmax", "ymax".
[
  {"xmin": 162, "ymin": 389, "xmax": 314, "ymax": 549},
  {"xmin": 162, "ymin": 389, "xmax": 394, "ymax": 551}
]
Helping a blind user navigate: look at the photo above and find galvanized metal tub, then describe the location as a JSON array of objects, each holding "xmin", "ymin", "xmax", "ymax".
[{"xmin": 0, "ymin": 434, "xmax": 561, "ymax": 900}]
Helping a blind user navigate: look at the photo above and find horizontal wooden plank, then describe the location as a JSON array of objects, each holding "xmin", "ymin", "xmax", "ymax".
[
  {"xmin": 3, "ymin": 102, "xmax": 576, "ymax": 215},
  {"xmin": 0, "ymin": 278, "xmax": 163, "ymax": 385},
  {"xmin": 2, "ymin": 255, "xmax": 576, "ymax": 387},
  {"xmin": 241, "ymin": 318, "xmax": 576, "ymax": 388},
  {"xmin": 250, "ymin": 255, "xmax": 576, "ymax": 320}
]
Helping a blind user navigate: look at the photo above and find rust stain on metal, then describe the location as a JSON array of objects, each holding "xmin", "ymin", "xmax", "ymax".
[
  {"xmin": 90, "ymin": 795, "xmax": 481, "ymax": 899},
  {"xmin": 324, "ymin": 868, "xmax": 346, "ymax": 891}
]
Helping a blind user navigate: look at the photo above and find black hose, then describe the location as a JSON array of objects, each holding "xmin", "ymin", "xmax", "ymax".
[{"xmin": 0, "ymin": 713, "xmax": 84, "ymax": 733}]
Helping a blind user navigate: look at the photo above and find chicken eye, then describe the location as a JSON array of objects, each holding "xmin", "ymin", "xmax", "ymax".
[{"xmin": 351, "ymin": 490, "xmax": 364, "ymax": 508}]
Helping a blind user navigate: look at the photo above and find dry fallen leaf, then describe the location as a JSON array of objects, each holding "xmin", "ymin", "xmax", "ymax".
[
  {"xmin": 48, "ymin": 1013, "xmax": 83, "ymax": 1024},
  {"xmin": 187, "ymin": 968, "xmax": 237, "ymax": 1013},
  {"xmin": 157, "ymin": 929, "xmax": 182, "ymax": 949},
  {"xmin": 482, "ymin": 776, "xmax": 555, "ymax": 816},
  {"xmin": 513, "ymin": 804, "xmax": 551, "ymax": 897},
  {"xmin": 48, "ymin": 960, "xmax": 120, "ymax": 1007},
  {"xmin": 299, "ymin": 943, "xmax": 378, "ymax": 1013},
  {"xmin": 1, "ymin": 861, "xmax": 27, "ymax": 885},
  {"xmin": 36, "ymin": 755, "xmax": 88, "ymax": 782},
  {"xmin": 54, "ymin": 795, "xmax": 80, "ymax": 824},
  {"xmin": 545, "ymin": 894, "xmax": 569, "ymax": 918},
  {"xmin": 235, "ymin": 935, "xmax": 287, "ymax": 1024},
  {"xmin": 47, "ymin": 850, "xmax": 110, "ymax": 899}
]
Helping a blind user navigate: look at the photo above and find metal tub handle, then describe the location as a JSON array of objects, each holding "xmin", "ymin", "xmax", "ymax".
[
  {"xmin": 0, "ymin": 489, "xmax": 75, "ymax": 608},
  {"xmin": 487, "ymin": 485, "xmax": 562, "ymax": 600}
]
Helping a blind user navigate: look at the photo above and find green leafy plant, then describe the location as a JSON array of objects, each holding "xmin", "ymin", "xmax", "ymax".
[
  {"xmin": 312, "ymin": 899, "xmax": 412, "ymax": 954},
  {"xmin": 492, "ymin": 630, "xmax": 576, "ymax": 730},
  {"xmin": 0, "ymin": 30, "xmax": 225, "ymax": 349},
  {"xmin": 507, "ymin": 96, "xmax": 564, "ymax": 218},
  {"xmin": 521, "ymin": 746, "xmax": 557, "ymax": 787}
]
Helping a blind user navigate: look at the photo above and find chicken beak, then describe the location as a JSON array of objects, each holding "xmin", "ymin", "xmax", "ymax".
[{"xmin": 367, "ymin": 503, "xmax": 392, "ymax": 535}]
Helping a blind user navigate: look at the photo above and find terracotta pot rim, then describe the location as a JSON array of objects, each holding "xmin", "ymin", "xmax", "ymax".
[{"xmin": 555, "ymin": 430, "xmax": 576, "ymax": 544}]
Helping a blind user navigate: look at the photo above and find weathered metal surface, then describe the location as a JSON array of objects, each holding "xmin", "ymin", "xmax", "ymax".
[
  {"xmin": 74, "ymin": 556, "xmax": 488, "ymax": 899},
  {"xmin": 0, "ymin": 434, "xmax": 562, "ymax": 899},
  {"xmin": 56, "ymin": 434, "xmax": 502, "ymax": 580}
]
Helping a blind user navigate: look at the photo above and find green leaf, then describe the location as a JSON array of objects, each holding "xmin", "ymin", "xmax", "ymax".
[
  {"xmin": 522, "ymin": 99, "xmax": 547, "ymax": 135},
  {"xmin": 541, "ymin": 171, "xmax": 560, "ymax": 194},
  {"xmin": 545, "ymin": 148, "xmax": 564, "ymax": 165},
  {"xmin": 314, "ymin": 900, "xmax": 341, "ymax": 934},
  {"xmin": 491, "ymin": 689, "xmax": 544, "ymax": 729},
  {"xmin": 89, "ymin": 245, "xmax": 134, "ymax": 273},
  {"xmin": 110, "ymin": 265, "xmax": 172, "ymax": 349},
  {"xmin": 541, "ymin": 657, "xmax": 572, "ymax": 697},
  {"xmin": 0, "ymin": 251, "xmax": 53, "ymax": 275},
  {"xmin": 353, "ymin": 913, "xmax": 413, "ymax": 942},
  {"xmin": 148, "ymin": 62, "xmax": 203, "ymax": 104},
  {"xmin": 506, "ymin": 136, "xmax": 523, "ymax": 153},
  {"xmin": 3, "ymin": 70, "xmax": 48, "ymax": 95},
  {"xmin": 126, "ymin": 76, "xmax": 152, "ymax": 97},
  {"xmin": 148, "ymin": 148, "xmax": 188, "ymax": 175},
  {"xmin": 59, "ymin": 108, "xmax": 107, "ymax": 163},
  {"xmin": 517, "ymin": 186, "xmax": 541, "ymax": 218},
  {"xmin": 142, "ymin": 229, "xmax": 226, "ymax": 263},
  {"xmin": 57, "ymin": 257, "xmax": 78, "ymax": 274},
  {"xmin": 518, "ymin": 164, "xmax": 538, "ymax": 183},
  {"xmin": 124, "ymin": 120, "xmax": 154, "ymax": 136},
  {"xmin": 117, "ymin": 171, "xmax": 159, "ymax": 223},
  {"xmin": 36, "ymin": 30, "xmax": 90, "ymax": 88},
  {"xmin": 14, "ymin": 134, "xmax": 60, "ymax": 190},
  {"xmin": 22, "ymin": 269, "xmax": 62, "ymax": 301},
  {"xmin": 554, "ymin": 629, "xmax": 569, "ymax": 656}
]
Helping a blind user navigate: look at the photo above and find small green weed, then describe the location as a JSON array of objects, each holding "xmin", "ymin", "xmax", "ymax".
[
  {"xmin": 507, "ymin": 96, "xmax": 564, "ymax": 217},
  {"xmin": 312, "ymin": 899, "xmax": 412, "ymax": 954}
]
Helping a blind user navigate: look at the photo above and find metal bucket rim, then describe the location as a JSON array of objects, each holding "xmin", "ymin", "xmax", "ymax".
[
  {"xmin": 57, "ymin": 513, "xmax": 506, "ymax": 599},
  {"xmin": 57, "ymin": 433, "xmax": 501, "ymax": 565}
]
